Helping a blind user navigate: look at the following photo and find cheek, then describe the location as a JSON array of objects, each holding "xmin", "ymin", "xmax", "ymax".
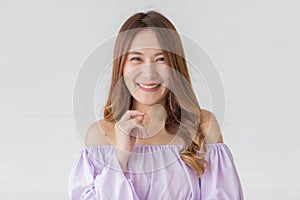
[
  {"xmin": 122, "ymin": 64, "xmax": 137, "ymax": 93},
  {"xmin": 158, "ymin": 65, "xmax": 171, "ymax": 81},
  {"xmin": 122, "ymin": 64, "xmax": 128, "ymax": 75},
  {"xmin": 162, "ymin": 71, "xmax": 171, "ymax": 80},
  {"xmin": 122, "ymin": 63, "xmax": 135, "ymax": 76}
]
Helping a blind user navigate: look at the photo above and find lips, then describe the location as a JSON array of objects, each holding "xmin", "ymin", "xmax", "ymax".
[{"xmin": 137, "ymin": 82, "xmax": 161, "ymax": 89}]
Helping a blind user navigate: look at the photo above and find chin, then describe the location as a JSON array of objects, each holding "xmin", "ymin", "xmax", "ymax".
[
  {"xmin": 137, "ymin": 99, "xmax": 161, "ymax": 105},
  {"xmin": 135, "ymin": 95, "xmax": 166, "ymax": 106}
]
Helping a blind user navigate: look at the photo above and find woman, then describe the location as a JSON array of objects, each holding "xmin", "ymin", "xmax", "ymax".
[{"xmin": 68, "ymin": 11, "xmax": 244, "ymax": 200}]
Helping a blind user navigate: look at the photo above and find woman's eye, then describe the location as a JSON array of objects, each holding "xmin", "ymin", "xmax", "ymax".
[
  {"xmin": 156, "ymin": 57, "xmax": 165, "ymax": 62},
  {"xmin": 130, "ymin": 57, "xmax": 142, "ymax": 61}
]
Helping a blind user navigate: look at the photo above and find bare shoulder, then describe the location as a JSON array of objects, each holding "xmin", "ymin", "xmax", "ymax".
[
  {"xmin": 84, "ymin": 119, "xmax": 115, "ymax": 146},
  {"xmin": 201, "ymin": 109, "xmax": 224, "ymax": 144}
]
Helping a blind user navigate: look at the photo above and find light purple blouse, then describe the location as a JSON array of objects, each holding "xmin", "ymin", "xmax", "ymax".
[{"xmin": 68, "ymin": 143, "xmax": 244, "ymax": 200}]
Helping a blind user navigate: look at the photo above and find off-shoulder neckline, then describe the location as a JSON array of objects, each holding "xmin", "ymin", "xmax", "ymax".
[{"xmin": 85, "ymin": 143, "xmax": 226, "ymax": 148}]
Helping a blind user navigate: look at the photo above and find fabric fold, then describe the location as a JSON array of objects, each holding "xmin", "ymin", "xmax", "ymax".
[
  {"xmin": 67, "ymin": 143, "xmax": 244, "ymax": 200},
  {"xmin": 199, "ymin": 143, "xmax": 244, "ymax": 200},
  {"xmin": 67, "ymin": 147, "xmax": 140, "ymax": 200}
]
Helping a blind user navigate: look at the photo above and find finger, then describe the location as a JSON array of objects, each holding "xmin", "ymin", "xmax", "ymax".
[
  {"xmin": 128, "ymin": 110, "xmax": 145, "ymax": 115},
  {"xmin": 128, "ymin": 120, "xmax": 147, "ymax": 137},
  {"xmin": 129, "ymin": 118, "xmax": 146, "ymax": 128},
  {"xmin": 120, "ymin": 110, "xmax": 145, "ymax": 121},
  {"xmin": 115, "ymin": 121, "xmax": 144, "ymax": 137},
  {"xmin": 135, "ymin": 115, "xmax": 144, "ymax": 123}
]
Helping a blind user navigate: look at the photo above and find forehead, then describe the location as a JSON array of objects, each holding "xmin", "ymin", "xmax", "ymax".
[{"xmin": 129, "ymin": 29, "xmax": 162, "ymax": 51}]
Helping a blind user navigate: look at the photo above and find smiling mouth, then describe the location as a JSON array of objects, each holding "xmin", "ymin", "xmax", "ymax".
[{"xmin": 136, "ymin": 82, "xmax": 161, "ymax": 89}]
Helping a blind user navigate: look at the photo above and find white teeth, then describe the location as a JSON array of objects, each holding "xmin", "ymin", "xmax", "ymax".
[{"xmin": 138, "ymin": 83, "xmax": 160, "ymax": 89}]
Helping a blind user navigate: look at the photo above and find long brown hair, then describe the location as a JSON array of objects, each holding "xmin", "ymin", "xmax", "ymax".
[{"xmin": 103, "ymin": 10, "xmax": 209, "ymax": 177}]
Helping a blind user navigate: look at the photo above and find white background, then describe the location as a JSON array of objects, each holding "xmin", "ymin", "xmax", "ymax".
[{"xmin": 1, "ymin": 0, "xmax": 299, "ymax": 199}]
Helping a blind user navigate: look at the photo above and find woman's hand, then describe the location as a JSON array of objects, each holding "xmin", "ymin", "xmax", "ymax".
[{"xmin": 114, "ymin": 110, "xmax": 147, "ymax": 173}]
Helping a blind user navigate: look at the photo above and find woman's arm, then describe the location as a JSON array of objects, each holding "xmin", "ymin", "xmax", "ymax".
[
  {"xmin": 199, "ymin": 143, "xmax": 244, "ymax": 200},
  {"xmin": 68, "ymin": 122, "xmax": 141, "ymax": 200},
  {"xmin": 199, "ymin": 110, "xmax": 244, "ymax": 199},
  {"xmin": 68, "ymin": 147, "xmax": 140, "ymax": 200}
]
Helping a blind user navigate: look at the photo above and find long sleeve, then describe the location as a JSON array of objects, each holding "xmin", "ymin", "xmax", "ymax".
[
  {"xmin": 67, "ymin": 147, "xmax": 140, "ymax": 200},
  {"xmin": 199, "ymin": 143, "xmax": 244, "ymax": 200}
]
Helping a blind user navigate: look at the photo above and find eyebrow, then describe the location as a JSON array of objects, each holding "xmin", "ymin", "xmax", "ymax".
[{"xmin": 127, "ymin": 51, "xmax": 164, "ymax": 56}]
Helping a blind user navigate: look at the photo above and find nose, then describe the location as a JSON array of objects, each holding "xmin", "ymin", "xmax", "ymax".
[{"xmin": 140, "ymin": 63, "xmax": 158, "ymax": 80}]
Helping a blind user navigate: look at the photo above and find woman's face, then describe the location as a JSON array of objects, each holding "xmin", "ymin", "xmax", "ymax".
[{"xmin": 122, "ymin": 29, "xmax": 170, "ymax": 106}]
